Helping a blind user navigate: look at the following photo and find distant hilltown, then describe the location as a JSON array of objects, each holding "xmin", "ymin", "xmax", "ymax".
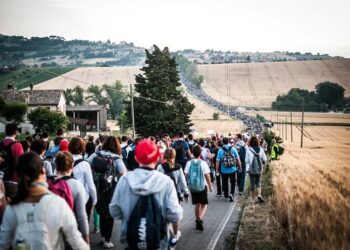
[{"xmin": 0, "ymin": 34, "xmax": 344, "ymax": 70}]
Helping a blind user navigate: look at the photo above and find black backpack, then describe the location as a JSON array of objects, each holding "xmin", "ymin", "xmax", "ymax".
[
  {"xmin": 91, "ymin": 152, "xmax": 119, "ymax": 196},
  {"xmin": 122, "ymin": 145, "xmax": 128, "ymax": 165},
  {"xmin": 174, "ymin": 141, "xmax": 186, "ymax": 163},
  {"xmin": 0, "ymin": 141, "xmax": 17, "ymax": 180},
  {"xmin": 126, "ymin": 194, "xmax": 166, "ymax": 250}
]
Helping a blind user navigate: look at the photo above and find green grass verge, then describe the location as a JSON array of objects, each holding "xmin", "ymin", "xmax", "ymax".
[{"xmin": 0, "ymin": 67, "xmax": 76, "ymax": 90}]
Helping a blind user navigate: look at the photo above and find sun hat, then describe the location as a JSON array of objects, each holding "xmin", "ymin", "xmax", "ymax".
[
  {"xmin": 59, "ymin": 139, "xmax": 69, "ymax": 152},
  {"xmin": 134, "ymin": 139, "xmax": 160, "ymax": 165}
]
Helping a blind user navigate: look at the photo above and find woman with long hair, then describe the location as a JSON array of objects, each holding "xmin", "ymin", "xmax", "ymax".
[
  {"xmin": 86, "ymin": 136, "xmax": 127, "ymax": 248},
  {"xmin": 0, "ymin": 152, "xmax": 88, "ymax": 250},
  {"xmin": 245, "ymin": 136, "xmax": 267, "ymax": 203},
  {"xmin": 158, "ymin": 148, "xmax": 189, "ymax": 203},
  {"xmin": 54, "ymin": 151, "xmax": 90, "ymax": 244}
]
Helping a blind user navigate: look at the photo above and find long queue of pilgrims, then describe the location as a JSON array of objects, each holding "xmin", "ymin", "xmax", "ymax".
[{"xmin": 0, "ymin": 116, "xmax": 280, "ymax": 249}]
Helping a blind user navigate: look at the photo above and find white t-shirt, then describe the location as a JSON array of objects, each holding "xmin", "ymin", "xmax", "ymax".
[{"xmin": 184, "ymin": 159, "xmax": 210, "ymax": 186}]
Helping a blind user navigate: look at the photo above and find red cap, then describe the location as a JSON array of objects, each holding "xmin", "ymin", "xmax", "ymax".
[
  {"xmin": 134, "ymin": 139, "xmax": 160, "ymax": 165},
  {"xmin": 59, "ymin": 139, "xmax": 69, "ymax": 152}
]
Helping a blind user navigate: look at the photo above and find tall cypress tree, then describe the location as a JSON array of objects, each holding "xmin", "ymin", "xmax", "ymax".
[{"xmin": 128, "ymin": 45, "xmax": 194, "ymax": 137}]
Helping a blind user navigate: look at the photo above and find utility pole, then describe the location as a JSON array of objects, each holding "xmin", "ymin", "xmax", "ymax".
[
  {"xmin": 285, "ymin": 117, "xmax": 288, "ymax": 140},
  {"xmin": 290, "ymin": 111, "xmax": 293, "ymax": 143},
  {"xmin": 301, "ymin": 98, "xmax": 305, "ymax": 148},
  {"xmin": 130, "ymin": 84, "xmax": 135, "ymax": 139}
]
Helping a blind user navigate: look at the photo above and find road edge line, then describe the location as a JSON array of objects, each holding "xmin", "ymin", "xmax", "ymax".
[{"xmin": 206, "ymin": 201, "xmax": 237, "ymax": 250}]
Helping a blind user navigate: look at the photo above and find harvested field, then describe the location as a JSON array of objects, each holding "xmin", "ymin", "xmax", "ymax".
[
  {"xmin": 32, "ymin": 66, "xmax": 141, "ymax": 90},
  {"xmin": 271, "ymin": 125, "xmax": 350, "ymax": 249},
  {"xmin": 33, "ymin": 67, "xmax": 244, "ymax": 136},
  {"xmin": 243, "ymin": 110, "xmax": 350, "ymax": 124},
  {"xmin": 198, "ymin": 59, "xmax": 350, "ymax": 107}
]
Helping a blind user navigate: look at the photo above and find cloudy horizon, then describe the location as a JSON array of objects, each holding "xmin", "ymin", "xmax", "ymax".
[{"xmin": 0, "ymin": 0, "xmax": 349, "ymax": 57}]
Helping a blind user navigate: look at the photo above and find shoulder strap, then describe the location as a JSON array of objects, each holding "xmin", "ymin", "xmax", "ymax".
[
  {"xmin": 249, "ymin": 148, "xmax": 259, "ymax": 157},
  {"xmin": 222, "ymin": 147, "xmax": 228, "ymax": 152},
  {"xmin": 74, "ymin": 159, "xmax": 85, "ymax": 167}
]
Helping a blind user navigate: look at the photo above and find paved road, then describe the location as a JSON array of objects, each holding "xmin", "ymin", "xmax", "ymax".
[{"xmin": 90, "ymin": 185, "xmax": 244, "ymax": 250}]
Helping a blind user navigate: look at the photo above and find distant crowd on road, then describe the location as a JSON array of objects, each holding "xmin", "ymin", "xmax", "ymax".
[
  {"xmin": 0, "ymin": 124, "xmax": 282, "ymax": 250},
  {"xmin": 181, "ymin": 75, "xmax": 263, "ymax": 135}
]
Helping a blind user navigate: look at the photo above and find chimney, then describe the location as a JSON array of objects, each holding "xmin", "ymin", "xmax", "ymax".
[{"xmin": 30, "ymin": 83, "xmax": 33, "ymax": 92}]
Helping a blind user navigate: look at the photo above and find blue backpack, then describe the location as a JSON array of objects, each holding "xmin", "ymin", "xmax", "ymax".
[
  {"xmin": 45, "ymin": 145, "xmax": 59, "ymax": 159},
  {"xmin": 187, "ymin": 160, "xmax": 205, "ymax": 192}
]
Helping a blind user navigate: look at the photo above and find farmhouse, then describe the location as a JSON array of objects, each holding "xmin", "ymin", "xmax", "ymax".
[
  {"xmin": 0, "ymin": 86, "xmax": 108, "ymax": 133},
  {"xmin": 66, "ymin": 105, "xmax": 108, "ymax": 132}
]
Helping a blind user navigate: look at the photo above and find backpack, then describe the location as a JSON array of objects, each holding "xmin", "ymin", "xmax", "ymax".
[
  {"xmin": 222, "ymin": 146, "xmax": 236, "ymax": 168},
  {"xmin": 174, "ymin": 141, "xmax": 186, "ymax": 163},
  {"xmin": 91, "ymin": 152, "xmax": 119, "ymax": 196},
  {"xmin": 126, "ymin": 194, "xmax": 165, "ymax": 250},
  {"xmin": 238, "ymin": 146, "xmax": 246, "ymax": 163},
  {"xmin": 278, "ymin": 146, "xmax": 284, "ymax": 155},
  {"xmin": 187, "ymin": 160, "xmax": 205, "ymax": 192},
  {"xmin": 0, "ymin": 141, "xmax": 17, "ymax": 180},
  {"xmin": 45, "ymin": 145, "xmax": 59, "ymax": 159},
  {"xmin": 11, "ymin": 194, "xmax": 55, "ymax": 250},
  {"xmin": 249, "ymin": 148, "xmax": 263, "ymax": 175},
  {"xmin": 122, "ymin": 145, "xmax": 128, "ymax": 165},
  {"xmin": 47, "ymin": 176, "xmax": 74, "ymax": 210}
]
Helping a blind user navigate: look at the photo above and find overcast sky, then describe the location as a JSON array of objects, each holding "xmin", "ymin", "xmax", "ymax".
[{"xmin": 0, "ymin": 0, "xmax": 349, "ymax": 57}]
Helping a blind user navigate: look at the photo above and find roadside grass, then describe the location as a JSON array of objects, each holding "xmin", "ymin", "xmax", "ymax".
[
  {"xmin": 0, "ymin": 67, "xmax": 76, "ymax": 90},
  {"xmin": 235, "ymin": 165, "xmax": 290, "ymax": 250}
]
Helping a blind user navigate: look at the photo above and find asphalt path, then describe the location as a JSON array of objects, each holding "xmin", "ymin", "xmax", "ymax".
[{"xmin": 90, "ymin": 185, "xmax": 244, "ymax": 250}]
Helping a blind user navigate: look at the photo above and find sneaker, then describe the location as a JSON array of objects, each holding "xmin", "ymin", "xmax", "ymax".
[
  {"xmin": 196, "ymin": 219, "xmax": 204, "ymax": 231},
  {"xmin": 93, "ymin": 228, "xmax": 100, "ymax": 234},
  {"xmin": 216, "ymin": 194, "xmax": 222, "ymax": 197},
  {"xmin": 228, "ymin": 194, "xmax": 234, "ymax": 202},
  {"xmin": 169, "ymin": 237, "xmax": 178, "ymax": 248},
  {"xmin": 257, "ymin": 195, "xmax": 264, "ymax": 203},
  {"xmin": 102, "ymin": 241, "xmax": 114, "ymax": 249},
  {"xmin": 175, "ymin": 230, "xmax": 182, "ymax": 240},
  {"xmin": 239, "ymin": 192, "xmax": 242, "ymax": 196}
]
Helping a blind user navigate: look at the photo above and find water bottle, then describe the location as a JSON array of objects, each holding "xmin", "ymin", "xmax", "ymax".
[{"xmin": 15, "ymin": 235, "xmax": 30, "ymax": 250}]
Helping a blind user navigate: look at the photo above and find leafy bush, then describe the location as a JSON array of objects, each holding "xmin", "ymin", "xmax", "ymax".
[
  {"xmin": 256, "ymin": 114, "xmax": 266, "ymax": 123},
  {"xmin": 28, "ymin": 107, "xmax": 69, "ymax": 134},
  {"xmin": 1, "ymin": 101, "xmax": 28, "ymax": 124},
  {"xmin": 213, "ymin": 112, "xmax": 219, "ymax": 120}
]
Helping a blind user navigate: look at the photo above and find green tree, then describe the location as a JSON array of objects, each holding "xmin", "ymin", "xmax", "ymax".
[
  {"xmin": 71, "ymin": 85, "xmax": 85, "ymax": 105},
  {"xmin": 85, "ymin": 85, "xmax": 108, "ymax": 105},
  {"xmin": 315, "ymin": 82, "xmax": 345, "ymax": 110},
  {"xmin": 127, "ymin": 45, "xmax": 195, "ymax": 136},
  {"xmin": 1, "ymin": 102, "xmax": 28, "ymax": 124},
  {"xmin": 28, "ymin": 107, "xmax": 69, "ymax": 134},
  {"xmin": 103, "ymin": 81, "xmax": 126, "ymax": 119},
  {"xmin": 64, "ymin": 86, "xmax": 85, "ymax": 105},
  {"xmin": 212, "ymin": 112, "xmax": 219, "ymax": 120}
]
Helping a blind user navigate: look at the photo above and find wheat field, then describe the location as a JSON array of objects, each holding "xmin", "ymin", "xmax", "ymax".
[
  {"xmin": 271, "ymin": 124, "xmax": 350, "ymax": 249},
  {"xmin": 198, "ymin": 59, "xmax": 350, "ymax": 107}
]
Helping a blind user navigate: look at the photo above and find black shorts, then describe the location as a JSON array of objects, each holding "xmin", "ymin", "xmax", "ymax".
[{"xmin": 191, "ymin": 186, "xmax": 208, "ymax": 205}]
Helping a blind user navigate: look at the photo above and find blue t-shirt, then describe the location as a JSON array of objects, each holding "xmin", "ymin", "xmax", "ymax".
[{"xmin": 216, "ymin": 145, "xmax": 239, "ymax": 174}]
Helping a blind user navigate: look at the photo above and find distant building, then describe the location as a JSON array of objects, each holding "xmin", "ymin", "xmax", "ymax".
[
  {"xmin": 0, "ymin": 88, "xmax": 66, "ymax": 113},
  {"xmin": 0, "ymin": 87, "xmax": 66, "ymax": 133},
  {"xmin": 66, "ymin": 105, "xmax": 108, "ymax": 132}
]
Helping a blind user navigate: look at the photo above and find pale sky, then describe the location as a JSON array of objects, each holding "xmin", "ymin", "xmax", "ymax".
[{"xmin": 0, "ymin": 0, "xmax": 349, "ymax": 57}]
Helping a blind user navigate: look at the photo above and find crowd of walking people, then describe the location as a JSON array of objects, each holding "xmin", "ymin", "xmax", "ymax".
[
  {"xmin": 0, "ymin": 122, "xmax": 278, "ymax": 249},
  {"xmin": 181, "ymin": 75, "xmax": 263, "ymax": 135}
]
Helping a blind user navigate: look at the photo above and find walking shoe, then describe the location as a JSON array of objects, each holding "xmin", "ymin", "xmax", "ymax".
[
  {"xmin": 102, "ymin": 241, "xmax": 114, "ymax": 248},
  {"xmin": 93, "ymin": 228, "xmax": 100, "ymax": 234},
  {"xmin": 239, "ymin": 192, "xmax": 242, "ymax": 196},
  {"xmin": 257, "ymin": 195, "xmax": 264, "ymax": 203},
  {"xmin": 196, "ymin": 219, "xmax": 204, "ymax": 231},
  {"xmin": 228, "ymin": 194, "xmax": 234, "ymax": 202},
  {"xmin": 216, "ymin": 194, "xmax": 222, "ymax": 197}
]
